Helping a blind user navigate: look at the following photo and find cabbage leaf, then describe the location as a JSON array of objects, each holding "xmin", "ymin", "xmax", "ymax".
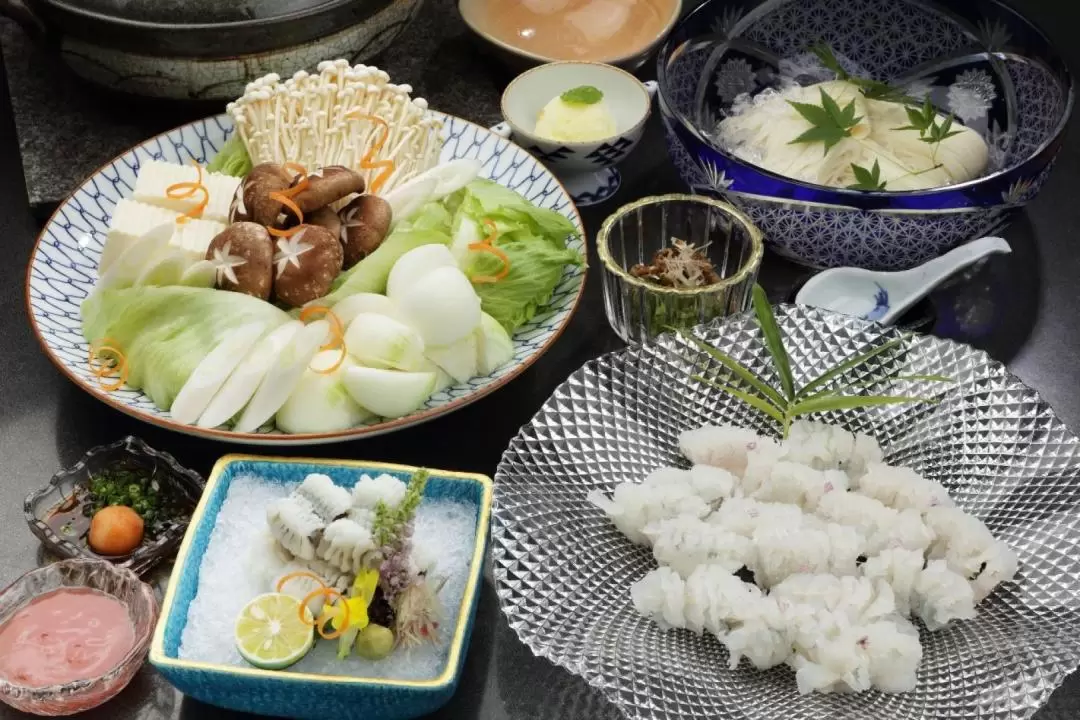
[
  {"xmin": 317, "ymin": 177, "xmax": 582, "ymax": 332},
  {"xmin": 463, "ymin": 230, "xmax": 582, "ymax": 333},
  {"xmin": 82, "ymin": 286, "xmax": 290, "ymax": 410}
]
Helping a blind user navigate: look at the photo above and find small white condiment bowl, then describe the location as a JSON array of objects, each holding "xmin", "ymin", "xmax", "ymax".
[{"xmin": 492, "ymin": 61, "xmax": 656, "ymax": 207}]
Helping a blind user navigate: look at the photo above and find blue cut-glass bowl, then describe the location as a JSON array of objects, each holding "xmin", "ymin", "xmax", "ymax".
[
  {"xmin": 657, "ymin": 0, "xmax": 1073, "ymax": 270},
  {"xmin": 149, "ymin": 457, "xmax": 491, "ymax": 720}
]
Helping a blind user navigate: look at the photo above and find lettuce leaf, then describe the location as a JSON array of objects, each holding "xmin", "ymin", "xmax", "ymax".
[
  {"xmin": 460, "ymin": 179, "xmax": 579, "ymax": 246},
  {"xmin": 315, "ymin": 177, "xmax": 582, "ymax": 331},
  {"xmin": 464, "ymin": 231, "xmax": 582, "ymax": 332},
  {"xmin": 319, "ymin": 227, "xmax": 451, "ymax": 306},
  {"xmin": 206, "ymin": 134, "xmax": 253, "ymax": 177},
  {"xmin": 401, "ymin": 200, "xmax": 453, "ymax": 234},
  {"xmin": 82, "ymin": 287, "xmax": 290, "ymax": 410},
  {"xmin": 455, "ymin": 179, "xmax": 583, "ymax": 332}
]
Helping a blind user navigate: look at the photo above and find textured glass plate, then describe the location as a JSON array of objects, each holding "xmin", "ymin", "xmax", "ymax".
[{"xmin": 492, "ymin": 305, "xmax": 1080, "ymax": 720}]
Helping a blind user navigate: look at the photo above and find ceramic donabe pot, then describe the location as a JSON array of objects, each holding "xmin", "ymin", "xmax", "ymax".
[{"xmin": 0, "ymin": 0, "xmax": 424, "ymax": 100}]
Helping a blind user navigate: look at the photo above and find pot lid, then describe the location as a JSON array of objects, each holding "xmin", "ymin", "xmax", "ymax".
[{"xmin": 47, "ymin": 0, "xmax": 347, "ymax": 25}]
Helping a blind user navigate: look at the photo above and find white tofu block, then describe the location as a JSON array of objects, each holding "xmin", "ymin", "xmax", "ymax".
[
  {"xmin": 132, "ymin": 159, "xmax": 241, "ymax": 224},
  {"xmin": 102, "ymin": 198, "xmax": 180, "ymax": 273},
  {"xmin": 171, "ymin": 218, "xmax": 228, "ymax": 255}
]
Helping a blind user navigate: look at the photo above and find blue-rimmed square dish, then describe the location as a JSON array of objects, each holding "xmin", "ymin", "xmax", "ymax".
[{"xmin": 149, "ymin": 456, "xmax": 492, "ymax": 720}]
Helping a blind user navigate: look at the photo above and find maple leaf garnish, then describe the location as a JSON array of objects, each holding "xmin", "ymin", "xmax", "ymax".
[
  {"xmin": 847, "ymin": 159, "xmax": 887, "ymax": 190},
  {"xmin": 810, "ymin": 42, "xmax": 920, "ymax": 104},
  {"xmin": 894, "ymin": 97, "xmax": 962, "ymax": 145},
  {"xmin": 210, "ymin": 240, "xmax": 247, "ymax": 286},
  {"xmin": 787, "ymin": 88, "xmax": 863, "ymax": 155},
  {"xmin": 273, "ymin": 228, "xmax": 314, "ymax": 278}
]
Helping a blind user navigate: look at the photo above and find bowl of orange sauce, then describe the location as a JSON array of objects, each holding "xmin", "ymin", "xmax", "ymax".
[
  {"xmin": 0, "ymin": 559, "xmax": 158, "ymax": 716},
  {"xmin": 459, "ymin": 0, "xmax": 683, "ymax": 71}
]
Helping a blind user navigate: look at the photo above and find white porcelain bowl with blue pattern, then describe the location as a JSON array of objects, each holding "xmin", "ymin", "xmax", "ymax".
[
  {"xmin": 25, "ymin": 114, "xmax": 586, "ymax": 445},
  {"xmin": 497, "ymin": 61, "xmax": 656, "ymax": 207}
]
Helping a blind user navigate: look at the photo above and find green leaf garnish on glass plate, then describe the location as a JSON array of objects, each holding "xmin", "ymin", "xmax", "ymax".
[
  {"xmin": 561, "ymin": 86, "xmax": 604, "ymax": 105},
  {"xmin": 679, "ymin": 284, "xmax": 952, "ymax": 436},
  {"xmin": 751, "ymin": 285, "xmax": 796, "ymax": 400}
]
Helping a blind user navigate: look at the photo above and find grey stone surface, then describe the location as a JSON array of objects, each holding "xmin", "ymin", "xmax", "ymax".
[
  {"xmin": 1, "ymin": 19, "xmax": 183, "ymax": 213},
  {"xmin": 0, "ymin": 0, "xmax": 506, "ymax": 214}
]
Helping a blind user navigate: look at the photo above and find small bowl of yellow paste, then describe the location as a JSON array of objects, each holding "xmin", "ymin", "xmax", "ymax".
[{"xmin": 495, "ymin": 61, "xmax": 655, "ymax": 207}]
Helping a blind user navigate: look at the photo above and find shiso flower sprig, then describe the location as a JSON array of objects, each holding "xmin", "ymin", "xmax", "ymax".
[
  {"xmin": 371, "ymin": 469, "xmax": 428, "ymax": 549},
  {"xmin": 366, "ymin": 468, "xmax": 447, "ymax": 648},
  {"xmin": 682, "ymin": 285, "xmax": 951, "ymax": 436},
  {"xmin": 370, "ymin": 469, "xmax": 429, "ymax": 607}
]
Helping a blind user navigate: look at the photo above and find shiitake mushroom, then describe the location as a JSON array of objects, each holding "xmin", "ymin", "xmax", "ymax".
[
  {"xmin": 220, "ymin": 163, "xmax": 377, "ymax": 304},
  {"xmin": 272, "ymin": 224, "xmax": 344, "ymax": 307},
  {"xmin": 288, "ymin": 166, "xmax": 365, "ymax": 214},
  {"xmin": 237, "ymin": 163, "xmax": 293, "ymax": 226},
  {"xmin": 306, "ymin": 206, "xmax": 342, "ymax": 239},
  {"xmin": 339, "ymin": 194, "xmax": 393, "ymax": 269},
  {"xmin": 206, "ymin": 222, "xmax": 274, "ymax": 300}
]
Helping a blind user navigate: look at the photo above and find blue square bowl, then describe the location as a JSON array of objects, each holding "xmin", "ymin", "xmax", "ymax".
[{"xmin": 148, "ymin": 456, "xmax": 492, "ymax": 720}]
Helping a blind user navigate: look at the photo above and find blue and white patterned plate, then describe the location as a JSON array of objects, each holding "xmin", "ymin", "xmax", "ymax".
[{"xmin": 25, "ymin": 113, "xmax": 587, "ymax": 445}]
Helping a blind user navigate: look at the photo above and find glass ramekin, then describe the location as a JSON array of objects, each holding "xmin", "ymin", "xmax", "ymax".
[
  {"xmin": 0, "ymin": 559, "xmax": 158, "ymax": 716},
  {"xmin": 597, "ymin": 194, "xmax": 763, "ymax": 343},
  {"xmin": 24, "ymin": 436, "xmax": 203, "ymax": 578}
]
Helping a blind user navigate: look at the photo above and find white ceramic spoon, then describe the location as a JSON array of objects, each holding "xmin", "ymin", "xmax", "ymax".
[{"xmin": 795, "ymin": 236, "xmax": 1012, "ymax": 326}]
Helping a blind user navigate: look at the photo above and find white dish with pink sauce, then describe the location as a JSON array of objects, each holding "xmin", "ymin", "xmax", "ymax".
[{"xmin": 459, "ymin": 0, "xmax": 682, "ymax": 71}]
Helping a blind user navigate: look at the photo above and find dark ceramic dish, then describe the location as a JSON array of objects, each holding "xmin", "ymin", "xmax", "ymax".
[
  {"xmin": 14, "ymin": 0, "xmax": 393, "ymax": 56},
  {"xmin": 0, "ymin": 0, "xmax": 425, "ymax": 99},
  {"xmin": 24, "ymin": 436, "xmax": 204, "ymax": 577}
]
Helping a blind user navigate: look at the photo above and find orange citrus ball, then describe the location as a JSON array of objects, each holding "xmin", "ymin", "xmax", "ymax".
[{"xmin": 88, "ymin": 506, "xmax": 145, "ymax": 556}]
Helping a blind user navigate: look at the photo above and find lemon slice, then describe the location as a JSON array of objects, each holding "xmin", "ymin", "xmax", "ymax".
[{"xmin": 234, "ymin": 593, "xmax": 315, "ymax": 670}]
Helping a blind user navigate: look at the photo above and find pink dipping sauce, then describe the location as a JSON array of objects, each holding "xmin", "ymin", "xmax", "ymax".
[{"xmin": 0, "ymin": 588, "xmax": 135, "ymax": 688}]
